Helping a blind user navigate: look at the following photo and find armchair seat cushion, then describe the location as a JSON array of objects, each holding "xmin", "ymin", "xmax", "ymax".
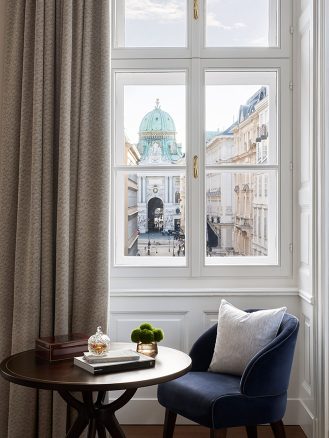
[{"xmin": 158, "ymin": 371, "xmax": 287, "ymax": 429}]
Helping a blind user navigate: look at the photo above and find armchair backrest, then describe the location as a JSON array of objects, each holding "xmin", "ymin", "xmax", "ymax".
[
  {"xmin": 240, "ymin": 312, "xmax": 299, "ymax": 396},
  {"xmin": 189, "ymin": 323, "xmax": 218, "ymax": 371},
  {"xmin": 189, "ymin": 311, "xmax": 299, "ymax": 397}
]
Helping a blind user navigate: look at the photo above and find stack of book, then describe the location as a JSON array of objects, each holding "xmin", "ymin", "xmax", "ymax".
[{"xmin": 74, "ymin": 349, "xmax": 155, "ymax": 375}]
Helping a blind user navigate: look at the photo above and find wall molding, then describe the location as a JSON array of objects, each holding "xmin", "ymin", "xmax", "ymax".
[
  {"xmin": 302, "ymin": 381, "xmax": 312, "ymax": 397},
  {"xmin": 314, "ymin": 0, "xmax": 329, "ymax": 436},
  {"xmin": 299, "ymin": 289, "xmax": 314, "ymax": 304},
  {"xmin": 110, "ymin": 287, "xmax": 299, "ymax": 297},
  {"xmin": 298, "ymin": 399, "xmax": 316, "ymax": 438},
  {"xmin": 110, "ymin": 310, "xmax": 189, "ymax": 315}
]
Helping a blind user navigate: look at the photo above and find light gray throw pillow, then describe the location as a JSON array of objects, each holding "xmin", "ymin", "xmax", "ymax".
[{"xmin": 208, "ymin": 299, "xmax": 287, "ymax": 376}]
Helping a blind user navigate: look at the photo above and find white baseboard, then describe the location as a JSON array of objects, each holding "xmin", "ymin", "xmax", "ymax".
[
  {"xmin": 112, "ymin": 397, "xmax": 315, "ymax": 431},
  {"xmin": 114, "ymin": 398, "xmax": 193, "ymax": 425},
  {"xmin": 286, "ymin": 398, "xmax": 315, "ymax": 438}
]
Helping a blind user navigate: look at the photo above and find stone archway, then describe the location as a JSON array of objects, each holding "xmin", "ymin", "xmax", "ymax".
[{"xmin": 148, "ymin": 197, "xmax": 163, "ymax": 232}]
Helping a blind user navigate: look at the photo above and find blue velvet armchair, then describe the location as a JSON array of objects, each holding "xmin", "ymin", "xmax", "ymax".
[{"xmin": 157, "ymin": 311, "xmax": 299, "ymax": 438}]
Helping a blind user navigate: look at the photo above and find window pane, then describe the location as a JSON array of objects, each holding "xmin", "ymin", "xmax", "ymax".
[
  {"xmin": 205, "ymin": 71, "xmax": 277, "ymax": 165},
  {"xmin": 116, "ymin": 0, "xmax": 187, "ymax": 47},
  {"xmin": 206, "ymin": 0, "xmax": 278, "ymax": 47},
  {"xmin": 115, "ymin": 72, "xmax": 186, "ymax": 166},
  {"xmin": 115, "ymin": 171, "xmax": 186, "ymax": 265},
  {"xmin": 205, "ymin": 170, "xmax": 277, "ymax": 264}
]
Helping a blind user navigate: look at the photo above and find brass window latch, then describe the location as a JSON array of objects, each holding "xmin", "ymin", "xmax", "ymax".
[
  {"xmin": 193, "ymin": 0, "xmax": 199, "ymax": 20},
  {"xmin": 193, "ymin": 155, "xmax": 199, "ymax": 178}
]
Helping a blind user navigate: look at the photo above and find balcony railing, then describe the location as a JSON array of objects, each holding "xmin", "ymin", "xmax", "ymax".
[
  {"xmin": 235, "ymin": 216, "xmax": 253, "ymax": 231},
  {"xmin": 256, "ymin": 124, "xmax": 268, "ymax": 142}
]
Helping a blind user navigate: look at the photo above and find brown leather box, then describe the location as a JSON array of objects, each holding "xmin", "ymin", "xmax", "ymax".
[{"xmin": 35, "ymin": 333, "xmax": 89, "ymax": 362}]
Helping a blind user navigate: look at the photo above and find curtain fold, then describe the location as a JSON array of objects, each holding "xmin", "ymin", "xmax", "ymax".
[{"xmin": 0, "ymin": 1, "xmax": 110, "ymax": 436}]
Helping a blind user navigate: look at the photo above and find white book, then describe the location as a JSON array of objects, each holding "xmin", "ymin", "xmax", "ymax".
[
  {"xmin": 83, "ymin": 349, "xmax": 140, "ymax": 364},
  {"xmin": 74, "ymin": 354, "xmax": 155, "ymax": 375}
]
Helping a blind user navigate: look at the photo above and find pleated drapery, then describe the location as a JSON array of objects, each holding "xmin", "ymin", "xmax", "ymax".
[{"xmin": 0, "ymin": 1, "xmax": 110, "ymax": 436}]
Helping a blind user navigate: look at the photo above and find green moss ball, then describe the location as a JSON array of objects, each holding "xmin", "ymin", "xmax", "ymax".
[
  {"xmin": 131, "ymin": 328, "xmax": 141, "ymax": 343},
  {"xmin": 140, "ymin": 322, "xmax": 153, "ymax": 331},
  {"xmin": 153, "ymin": 328, "xmax": 164, "ymax": 342},
  {"xmin": 139, "ymin": 329, "xmax": 154, "ymax": 343}
]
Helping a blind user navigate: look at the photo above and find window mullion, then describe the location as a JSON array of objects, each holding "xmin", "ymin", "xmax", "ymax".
[
  {"xmin": 190, "ymin": 58, "xmax": 202, "ymax": 276},
  {"xmin": 191, "ymin": 0, "xmax": 202, "ymax": 58}
]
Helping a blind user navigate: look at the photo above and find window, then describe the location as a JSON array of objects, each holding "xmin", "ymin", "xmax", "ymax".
[
  {"xmin": 113, "ymin": 71, "xmax": 187, "ymax": 266},
  {"xmin": 111, "ymin": 0, "xmax": 292, "ymax": 279}
]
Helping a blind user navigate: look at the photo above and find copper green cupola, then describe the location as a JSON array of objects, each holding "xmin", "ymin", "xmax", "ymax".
[{"xmin": 138, "ymin": 99, "xmax": 183, "ymax": 164}]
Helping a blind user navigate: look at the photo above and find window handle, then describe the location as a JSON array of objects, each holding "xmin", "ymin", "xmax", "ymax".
[
  {"xmin": 193, "ymin": 155, "xmax": 199, "ymax": 179},
  {"xmin": 193, "ymin": 0, "xmax": 199, "ymax": 20}
]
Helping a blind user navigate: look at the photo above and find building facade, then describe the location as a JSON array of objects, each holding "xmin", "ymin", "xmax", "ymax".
[
  {"xmin": 125, "ymin": 140, "xmax": 140, "ymax": 256},
  {"xmin": 206, "ymin": 87, "xmax": 269, "ymax": 257},
  {"xmin": 125, "ymin": 100, "xmax": 185, "ymax": 256},
  {"xmin": 206, "ymin": 125, "xmax": 236, "ymax": 255},
  {"xmin": 136, "ymin": 100, "xmax": 184, "ymax": 236}
]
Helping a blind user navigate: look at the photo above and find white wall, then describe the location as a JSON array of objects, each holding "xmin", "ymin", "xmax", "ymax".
[
  {"xmin": 315, "ymin": 0, "xmax": 329, "ymax": 436},
  {"xmin": 294, "ymin": 0, "xmax": 316, "ymax": 436},
  {"xmin": 324, "ymin": 1, "xmax": 329, "ymax": 434}
]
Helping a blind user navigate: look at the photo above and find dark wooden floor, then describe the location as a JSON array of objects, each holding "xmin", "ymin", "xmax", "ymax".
[{"xmin": 122, "ymin": 425, "xmax": 306, "ymax": 438}]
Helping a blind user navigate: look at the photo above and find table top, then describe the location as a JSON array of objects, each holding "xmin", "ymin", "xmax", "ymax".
[{"xmin": 0, "ymin": 343, "xmax": 192, "ymax": 392}]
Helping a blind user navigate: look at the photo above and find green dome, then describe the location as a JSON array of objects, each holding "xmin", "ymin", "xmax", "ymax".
[{"xmin": 139, "ymin": 99, "xmax": 176, "ymax": 133}]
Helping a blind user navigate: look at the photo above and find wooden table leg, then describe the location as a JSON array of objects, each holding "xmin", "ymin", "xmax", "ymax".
[
  {"xmin": 66, "ymin": 404, "xmax": 71, "ymax": 433},
  {"xmin": 66, "ymin": 413, "xmax": 89, "ymax": 438},
  {"xmin": 98, "ymin": 388, "xmax": 137, "ymax": 438},
  {"xmin": 59, "ymin": 391, "xmax": 89, "ymax": 438},
  {"xmin": 96, "ymin": 421, "xmax": 107, "ymax": 438},
  {"xmin": 103, "ymin": 414, "xmax": 126, "ymax": 438},
  {"xmin": 87, "ymin": 418, "xmax": 97, "ymax": 438},
  {"xmin": 58, "ymin": 388, "xmax": 137, "ymax": 438}
]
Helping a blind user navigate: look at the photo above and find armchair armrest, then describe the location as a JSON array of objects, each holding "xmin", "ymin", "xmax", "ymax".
[
  {"xmin": 240, "ymin": 316, "xmax": 299, "ymax": 397},
  {"xmin": 189, "ymin": 324, "xmax": 217, "ymax": 371}
]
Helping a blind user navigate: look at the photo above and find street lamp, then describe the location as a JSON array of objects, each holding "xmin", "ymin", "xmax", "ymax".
[
  {"xmin": 147, "ymin": 239, "xmax": 151, "ymax": 256},
  {"xmin": 147, "ymin": 218, "xmax": 151, "ymax": 255}
]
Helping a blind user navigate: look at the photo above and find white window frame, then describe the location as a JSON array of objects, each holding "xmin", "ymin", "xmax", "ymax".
[
  {"xmin": 112, "ymin": 0, "xmax": 292, "ymax": 59},
  {"xmin": 110, "ymin": 0, "xmax": 293, "ymax": 284}
]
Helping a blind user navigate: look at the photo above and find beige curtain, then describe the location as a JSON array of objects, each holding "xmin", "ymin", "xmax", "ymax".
[{"xmin": 0, "ymin": 1, "xmax": 109, "ymax": 437}]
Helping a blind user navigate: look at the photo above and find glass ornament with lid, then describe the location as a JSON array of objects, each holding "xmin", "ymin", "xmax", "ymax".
[{"xmin": 88, "ymin": 326, "xmax": 110, "ymax": 355}]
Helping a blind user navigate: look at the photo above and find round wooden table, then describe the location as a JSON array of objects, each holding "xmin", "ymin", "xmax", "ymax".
[{"xmin": 0, "ymin": 343, "xmax": 191, "ymax": 438}]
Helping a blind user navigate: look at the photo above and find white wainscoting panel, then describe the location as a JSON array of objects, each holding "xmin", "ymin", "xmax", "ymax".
[
  {"xmin": 111, "ymin": 310, "xmax": 189, "ymax": 352},
  {"xmin": 298, "ymin": 300, "xmax": 315, "ymax": 436},
  {"xmin": 302, "ymin": 315, "xmax": 312, "ymax": 394},
  {"xmin": 203, "ymin": 311, "xmax": 218, "ymax": 330}
]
